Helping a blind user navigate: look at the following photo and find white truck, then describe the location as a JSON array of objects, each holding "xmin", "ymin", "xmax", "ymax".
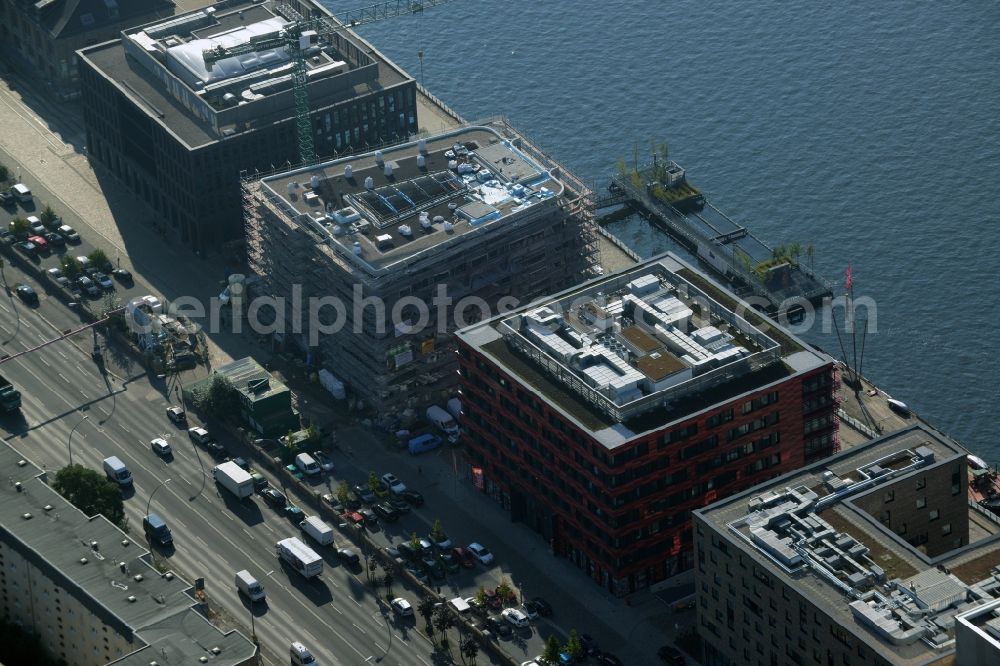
[
  {"xmin": 213, "ymin": 461, "xmax": 254, "ymax": 499},
  {"xmin": 299, "ymin": 515, "xmax": 335, "ymax": 546},
  {"xmin": 277, "ymin": 537, "xmax": 323, "ymax": 578},
  {"xmin": 426, "ymin": 405, "xmax": 460, "ymax": 443}
]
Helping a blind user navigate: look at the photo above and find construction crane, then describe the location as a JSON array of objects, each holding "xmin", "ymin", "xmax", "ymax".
[{"xmin": 202, "ymin": 0, "xmax": 456, "ymax": 165}]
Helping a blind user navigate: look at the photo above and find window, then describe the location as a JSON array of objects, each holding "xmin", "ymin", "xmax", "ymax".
[
  {"xmin": 929, "ymin": 510, "xmax": 939, "ymax": 521},
  {"xmin": 915, "ymin": 496, "xmax": 926, "ymax": 509},
  {"xmin": 941, "ymin": 523, "xmax": 952, "ymax": 536},
  {"xmin": 883, "ymin": 490, "xmax": 894, "ymax": 503},
  {"xmin": 916, "ymin": 477, "xmax": 926, "ymax": 490}
]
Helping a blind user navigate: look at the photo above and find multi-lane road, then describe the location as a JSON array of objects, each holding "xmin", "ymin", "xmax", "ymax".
[{"xmin": 0, "ymin": 272, "xmax": 465, "ymax": 666}]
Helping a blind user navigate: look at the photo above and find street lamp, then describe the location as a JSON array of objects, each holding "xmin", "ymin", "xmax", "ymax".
[
  {"xmin": 67, "ymin": 414, "xmax": 89, "ymax": 466},
  {"xmin": 145, "ymin": 478, "xmax": 173, "ymax": 519}
]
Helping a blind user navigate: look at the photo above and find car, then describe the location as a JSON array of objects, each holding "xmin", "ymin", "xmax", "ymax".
[
  {"xmin": 337, "ymin": 548, "xmax": 360, "ymax": 566},
  {"xmin": 486, "ymin": 616, "xmax": 513, "ymax": 638},
  {"xmin": 204, "ymin": 440, "xmax": 227, "ymax": 459},
  {"xmin": 251, "ymin": 472, "xmax": 268, "ymax": 493},
  {"xmin": 451, "ymin": 547, "xmax": 475, "ymax": 568},
  {"xmin": 58, "ymin": 225, "xmax": 80, "ymax": 243},
  {"xmin": 657, "ymin": 645, "xmax": 686, "ymax": 666},
  {"xmin": 75, "ymin": 255, "xmax": 91, "ymax": 270},
  {"xmin": 400, "ymin": 489, "xmax": 424, "ymax": 506},
  {"xmin": 390, "ymin": 597, "xmax": 413, "ymax": 616},
  {"xmin": 94, "ymin": 272, "xmax": 114, "ymax": 290},
  {"xmin": 421, "ymin": 558, "xmax": 445, "ymax": 580},
  {"xmin": 54, "ymin": 276, "xmax": 70, "ymax": 289},
  {"xmin": 467, "ymin": 542, "xmax": 494, "ymax": 565},
  {"xmin": 353, "ymin": 484, "xmax": 377, "ymax": 504},
  {"xmin": 373, "ymin": 502, "xmax": 399, "ymax": 522},
  {"xmin": 501, "ymin": 608, "xmax": 529, "ymax": 629},
  {"xmin": 284, "ymin": 504, "xmax": 304, "ymax": 521},
  {"xmin": 15, "ymin": 240, "xmax": 36, "ymax": 255},
  {"xmin": 341, "ymin": 510, "xmax": 365, "ymax": 527},
  {"xmin": 417, "ymin": 537, "xmax": 433, "ymax": 554},
  {"xmin": 166, "ymin": 406, "xmax": 186, "ymax": 424},
  {"xmin": 0, "ymin": 191, "xmax": 13, "ymax": 207},
  {"xmin": 358, "ymin": 507, "xmax": 378, "ymax": 527},
  {"xmin": 188, "ymin": 426, "xmax": 210, "ymax": 442},
  {"xmin": 380, "ymin": 472, "xmax": 407, "ymax": 494},
  {"xmin": 397, "ymin": 541, "xmax": 420, "ymax": 562},
  {"xmin": 581, "ymin": 633, "xmax": 600, "ymax": 656},
  {"xmin": 226, "ymin": 456, "xmax": 250, "ymax": 472},
  {"xmin": 43, "ymin": 232, "xmax": 65, "ymax": 246},
  {"xmin": 150, "ymin": 437, "xmax": 172, "ymax": 456},
  {"xmin": 27, "ymin": 235, "xmax": 48, "ymax": 252},
  {"xmin": 0, "ymin": 230, "xmax": 14, "ymax": 244},
  {"xmin": 45, "ymin": 267, "xmax": 63, "ymax": 281},
  {"xmin": 112, "ymin": 267, "xmax": 133, "ymax": 283},
  {"xmin": 260, "ymin": 487, "xmax": 287, "ymax": 508},
  {"xmin": 27, "ymin": 217, "xmax": 45, "ymax": 235},
  {"xmin": 76, "ymin": 276, "xmax": 100, "ymax": 297},
  {"xmin": 321, "ymin": 493, "xmax": 344, "ymax": 512},
  {"xmin": 384, "ymin": 544, "xmax": 402, "ymax": 561},
  {"xmin": 596, "ymin": 653, "xmax": 625, "ymax": 666},
  {"xmin": 97, "ymin": 259, "xmax": 114, "ymax": 273},
  {"xmin": 428, "ymin": 531, "xmax": 452, "ymax": 550},
  {"xmin": 521, "ymin": 660, "xmax": 543, "ymax": 666},
  {"xmin": 388, "ymin": 497, "xmax": 410, "ymax": 513},
  {"xmin": 529, "ymin": 596, "xmax": 553, "ymax": 617},
  {"xmin": 313, "ymin": 450, "xmax": 334, "ymax": 472},
  {"xmin": 520, "ymin": 603, "xmax": 538, "ymax": 621},
  {"xmin": 14, "ymin": 284, "xmax": 38, "ymax": 305},
  {"xmin": 439, "ymin": 552, "xmax": 460, "ymax": 574}
]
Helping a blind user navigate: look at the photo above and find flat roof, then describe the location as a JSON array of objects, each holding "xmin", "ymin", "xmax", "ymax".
[
  {"xmin": 0, "ymin": 440, "xmax": 254, "ymax": 664},
  {"xmin": 259, "ymin": 126, "xmax": 566, "ymax": 272},
  {"xmin": 697, "ymin": 425, "xmax": 1000, "ymax": 664},
  {"xmin": 457, "ymin": 252, "xmax": 830, "ymax": 447},
  {"xmin": 78, "ymin": 0, "xmax": 410, "ymax": 149}
]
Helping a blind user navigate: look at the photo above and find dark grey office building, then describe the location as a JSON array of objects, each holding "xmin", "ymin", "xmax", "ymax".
[{"xmin": 77, "ymin": 0, "xmax": 418, "ymax": 256}]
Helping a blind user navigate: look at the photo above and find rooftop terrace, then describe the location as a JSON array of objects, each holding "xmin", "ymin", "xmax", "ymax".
[
  {"xmin": 699, "ymin": 425, "xmax": 1000, "ymax": 664},
  {"xmin": 458, "ymin": 253, "xmax": 829, "ymax": 446},
  {"xmin": 258, "ymin": 125, "xmax": 567, "ymax": 272}
]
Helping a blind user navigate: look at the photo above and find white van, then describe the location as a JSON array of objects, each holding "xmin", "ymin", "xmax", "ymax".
[
  {"xmin": 235, "ymin": 569, "xmax": 265, "ymax": 602},
  {"xmin": 295, "ymin": 452, "xmax": 321, "ymax": 476},
  {"xmin": 290, "ymin": 641, "xmax": 317, "ymax": 665},
  {"xmin": 11, "ymin": 183, "xmax": 31, "ymax": 203},
  {"xmin": 102, "ymin": 456, "xmax": 132, "ymax": 486}
]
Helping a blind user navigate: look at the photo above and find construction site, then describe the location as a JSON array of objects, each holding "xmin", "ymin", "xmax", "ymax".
[{"xmin": 243, "ymin": 118, "xmax": 600, "ymax": 417}]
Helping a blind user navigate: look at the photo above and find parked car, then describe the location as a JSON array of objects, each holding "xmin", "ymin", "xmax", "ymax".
[
  {"xmin": 341, "ymin": 511, "xmax": 365, "ymax": 527},
  {"xmin": 150, "ymin": 437, "xmax": 172, "ymax": 456},
  {"xmin": 166, "ymin": 406, "xmax": 186, "ymax": 424},
  {"xmin": 388, "ymin": 497, "xmax": 410, "ymax": 513},
  {"xmin": 486, "ymin": 616, "xmax": 513, "ymax": 638},
  {"xmin": 0, "ymin": 191, "xmax": 13, "ymax": 207},
  {"xmin": 45, "ymin": 267, "xmax": 63, "ymax": 281},
  {"xmin": 27, "ymin": 235, "xmax": 48, "ymax": 252},
  {"xmin": 380, "ymin": 472, "xmax": 406, "ymax": 495},
  {"xmin": 77, "ymin": 276, "xmax": 100, "ymax": 297},
  {"xmin": 657, "ymin": 645, "xmax": 686, "ymax": 666},
  {"xmin": 58, "ymin": 225, "xmax": 80, "ymax": 243},
  {"xmin": 439, "ymin": 552, "xmax": 460, "ymax": 574},
  {"xmin": 397, "ymin": 541, "xmax": 420, "ymax": 562},
  {"xmin": 313, "ymin": 450, "xmax": 334, "ymax": 472},
  {"xmin": 528, "ymin": 596, "xmax": 553, "ymax": 617},
  {"xmin": 400, "ymin": 488, "xmax": 424, "ymax": 506},
  {"xmin": 260, "ymin": 487, "xmax": 287, "ymax": 509},
  {"xmin": 353, "ymin": 484, "xmax": 377, "ymax": 504},
  {"xmin": 596, "ymin": 653, "xmax": 625, "ymax": 666},
  {"xmin": 452, "ymin": 546, "xmax": 475, "ymax": 569},
  {"xmin": 520, "ymin": 603, "xmax": 538, "ymax": 621},
  {"xmin": 373, "ymin": 502, "xmax": 399, "ymax": 522},
  {"xmin": 15, "ymin": 284, "xmax": 38, "ymax": 305},
  {"xmin": 112, "ymin": 267, "xmax": 133, "ymax": 283},
  {"xmin": 467, "ymin": 542, "xmax": 494, "ymax": 565},
  {"xmin": 421, "ymin": 558, "xmax": 445, "ymax": 580},
  {"xmin": 428, "ymin": 531, "xmax": 452, "ymax": 550},
  {"xmin": 358, "ymin": 507, "xmax": 378, "ymax": 527},
  {"xmin": 44, "ymin": 231, "xmax": 65, "ymax": 246},
  {"xmin": 15, "ymin": 240, "xmax": 36, "ymax": 256},
  {"xmin": 391, "ymin": 597, "xmax": 413, "ymax": 616},
  {"xmin": 94, "ymin": 272, "xmax": 114, "ymax": 290},
  {"xmin": 27, "ymin": 216, "xmax": 45, "ymax": 235},
  {"xmin": 0, "ymin": 230, "xmax": 14, "ymax": 244},
  {"xmin": 321, "ymin": 493, "xmax": 344, "ymax": 512},
  {"xmin": 501, "ymin": 608, "xmax": 529, "ymax": 629}
]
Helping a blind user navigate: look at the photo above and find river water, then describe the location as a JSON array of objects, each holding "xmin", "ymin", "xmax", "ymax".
[{"xmin": 339, "ymin": 0, "xmax": 1000, "ymax": 460}]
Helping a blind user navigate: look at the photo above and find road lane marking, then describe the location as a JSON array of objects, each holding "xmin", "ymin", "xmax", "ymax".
[{"xmin": 352, "ymin": 623, "xmax": 367, "ymax": 635}]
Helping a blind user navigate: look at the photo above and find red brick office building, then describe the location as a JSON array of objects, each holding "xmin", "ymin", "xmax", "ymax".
[{"xmin": 455, "ymin": 254, "xmax": 839, "ymax": 595}]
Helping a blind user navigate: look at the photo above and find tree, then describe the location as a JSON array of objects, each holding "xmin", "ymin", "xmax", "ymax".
[
  {"xmin": 474, "ymin": 584, "xmax": 487, "ymax": 608},
  {"xmin": 410, "ymin": 531, "xmax": 421, "ymax": 551},
  {"xmin": 461, "ymin": 637, "xmax": 479, "ymax": 665},
  {"xmin": 190, "ymin": 374, "xmax": 239, "ymax": 421},
  {"xmin": 305, "ymin": 423, "xmax": 320, "ymax": 445},
  {"xmin": 60, "ymin": 254, "xmax": 82, "ymax": 280},
  {"xmin": 367, "ymin": 470, "xmax": 380, "ymax": 493},
  {"xmin": 542, "ymin": 634, "xmax": 562, "ymax": 664},
  {"xmin": 0, "ymin": 164, "xmax": 8, "ymax": 184},
  {"xmin": 565, "ymin": 629, "xmax": 585, "ymax": 661},
  {"xmin": 336, "ymin": 480, "xmax": 350, "ymax": 507},
  {"xmin": 432, "ymin": 606, "xmax": 454, "ymax": 647},
  {"xmin": 52, "ymin": 464, "xmax": 125, "ymax": 528},
  {"xmin": 87, "ymin": 248, "xmax": 110, "ymax": 269},
  {"xmin": 495, "ymin": 576, "xmax": 513, "ymax": 604},
  {"xmin": 40, "ymin": 205, "xmax": 58, "ymax": 228},
  {"xmin": 417, "ymin": 596, "xmax": 436, "ymax": 637},
  {"xmin": 382, "ymin": 571, "xmax": 393, "ymax": 597},
  {"xmin": 9, "ymin": 216, "xmax": 29, "ymax": 239},
  {"xmin": 431, "ymin": 518, "xmax": 446, "ymax": 544}
]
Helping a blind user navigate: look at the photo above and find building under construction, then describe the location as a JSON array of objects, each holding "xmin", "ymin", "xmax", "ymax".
[{"xmin": 243, "ymin": 120, "xmax": 599, "ymax": 415}]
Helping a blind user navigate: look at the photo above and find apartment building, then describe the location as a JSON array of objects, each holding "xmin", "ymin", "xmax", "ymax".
[
  {"xmin": 243, "ymin": 120, "xmax": 599, "ymax": 415},
  {"xmin": 455, "ymin": 252, "xmax": 839, "ymax": 595},
  {"xmin": 77, "ymin": 0, "xmax": 417, "ymax": 255},
  {"xmin": 0, "ymin": 439, "xmax": 255, "ymax": 666},
  {"xmin": 694, "ymin": 424, "xmax": 1000, "ymax": 666}
]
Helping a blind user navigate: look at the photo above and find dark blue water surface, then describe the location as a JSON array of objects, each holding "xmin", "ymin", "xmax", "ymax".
[{"xmin": 339, "ymin": 1, "xmax": 1000, "ymax": 459}]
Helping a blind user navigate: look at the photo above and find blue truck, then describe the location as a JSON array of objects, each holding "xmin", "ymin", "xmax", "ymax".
[{"xmin": 408, "ymin": 433, "xmax": 442, "ymax": 455}]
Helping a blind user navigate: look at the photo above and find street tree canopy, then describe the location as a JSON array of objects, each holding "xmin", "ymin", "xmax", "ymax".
[{"xmin": 52, "ymin": 464, "xmax": 125, "ymax": 528}]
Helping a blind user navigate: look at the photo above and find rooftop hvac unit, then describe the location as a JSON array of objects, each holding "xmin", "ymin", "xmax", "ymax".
[
  {"xmin": 443, "ymin": 221, "xmax": 454, "ymax": 232},
  {"xmin": 419, "ymin": 214, "xmax": 432, "ymax": 230},
  {"xmin": 352, "ymin": 241, "xmax": 362, "ymax": 256},
  {"xmin": 310, "ymin": 175, "xmax": 319, "ymax": 188},
  {"xmin": 416, "ymin": 154, "xmax": 426, "ymax": 168},
  {"xmin": 398, "ymin": 224, "xmax": 412, "ymax": 237},
  {"xmin": 374, "ymin": 150, "xmax": 384, "ymax": 165},
  {"xmin": 344, "ymin": 164, "xmax": 353, "ymax": 178},
  {"xmin": 286, "ymin": 182, "xmax": 296, "ymax": 195},
  {"xmin": 433, "ymin": 215, "xmax": 445, "ymax": 224},
  {"xmin": 418, "ymin": 138, "xmax": 427, "ymax": 154},
  {"xmin": 384, "ymin": 163, "xmax": 393, "ymax": 177},
  {"xmin": 364, "ymin": 176, "xmax": 374, "ymax": 190}
]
